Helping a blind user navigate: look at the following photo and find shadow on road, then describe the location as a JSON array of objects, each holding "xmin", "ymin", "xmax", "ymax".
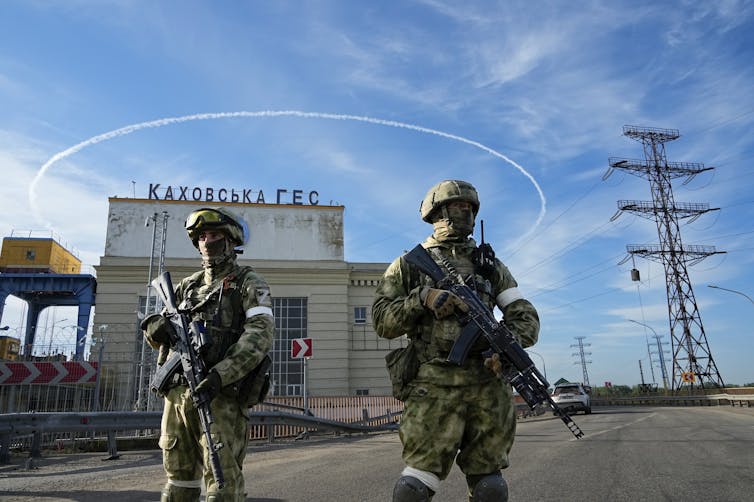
[
  {"xmin": 1, "ymin": 490, "xmax": 161, "ymax": 502},
  {"xmin": 2, "ymin": 490, "xmax": 287, "ymax": 502}
]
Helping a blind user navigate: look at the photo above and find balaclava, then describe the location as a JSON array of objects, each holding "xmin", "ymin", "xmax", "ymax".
[
  {"xmin": 199, "ymin": 233, "xmax": 237, "ymax": 280},
  {"xmin": 432, "ymin": 203, "xmax": 475, "ymax": 242}
]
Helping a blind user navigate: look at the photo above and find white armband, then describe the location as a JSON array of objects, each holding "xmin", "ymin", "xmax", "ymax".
[
  {"xmin": 496, "ymin": 287, "xmax": 524, "ymax": 309},
  {"xmin": 245, "ymin": 306, "xmax": 274, "ymax": 319}
]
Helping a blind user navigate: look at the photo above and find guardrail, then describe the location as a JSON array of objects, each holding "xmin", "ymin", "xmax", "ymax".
[
  {"xmin": 0, "ymin": 406, "xmax": 399, "ymax": 464},
  {"xmin": 5, "ymin": 393, "xmax": 749, "ymax": 464},
  {"xmin": 592, "ymin": 393, "xmax": 754, "ymax": 408}
]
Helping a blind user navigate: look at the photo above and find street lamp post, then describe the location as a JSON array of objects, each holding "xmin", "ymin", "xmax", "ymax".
[
  {"xmin": 708, "ymin": 285, "xmax": 754, "ymax": 305},
  {"xmin": 628, "ymin": 319, "xmax": 670, "ymax": 390},
  {"xmin": 46, "ymin": 318, "xmax": 69, "ymax": 357},
  {"xmin": 526, "ymin": 349, "xmax": 548, "ymax": 384}
]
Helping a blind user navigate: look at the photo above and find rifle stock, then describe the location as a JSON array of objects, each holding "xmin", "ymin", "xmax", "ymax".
[
  {"xmin": 404, "ymin": 244, "xmax": 584, "ymax": 439},
  {"xmin": 150, "ymin": 271, "xmax": 227, "ymax": 488}
]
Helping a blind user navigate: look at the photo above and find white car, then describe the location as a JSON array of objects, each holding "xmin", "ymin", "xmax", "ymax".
[{"xmin": 551, "ymin": 383, "xmax": 592, "ymax": 414}]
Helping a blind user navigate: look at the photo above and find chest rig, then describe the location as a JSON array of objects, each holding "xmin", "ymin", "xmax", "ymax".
[
  {"xmin": 413, "ymin": 243, "xmax": 498, "ymax": 359},
  {"xmin": 428, "ymin": 245, "xmax": 496, "ymax": 307},
  {"xmin": 179, "ymin": 268, "xmax": 250, "ymax": 367}
]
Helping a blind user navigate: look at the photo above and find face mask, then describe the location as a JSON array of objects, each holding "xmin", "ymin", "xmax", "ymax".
[
  {"xmin": 200, "ymin": 237, "xmax": 235, "ymax": 268},
  {"xmin": 433, "ymin": 204, "xmax": 475, "ymax": 242}
]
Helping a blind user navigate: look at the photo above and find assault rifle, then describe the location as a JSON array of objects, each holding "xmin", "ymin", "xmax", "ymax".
[
  {"xmin": 404, "ymin": 244, "xmax": 584, "ymax": 439},
  {"xmin": 150, "ymin": 271, "xmax": 226, "ymax": 488}
]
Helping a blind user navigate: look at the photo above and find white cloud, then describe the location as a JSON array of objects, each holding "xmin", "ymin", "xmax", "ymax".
[{"xmin": 0, "ymin": 130, "xmax": 118, "ymax": 267}]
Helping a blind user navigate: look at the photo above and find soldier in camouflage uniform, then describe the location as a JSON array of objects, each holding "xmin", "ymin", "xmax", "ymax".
[
  {"xmin": 141, "ymin": 207, "xmax": 274, "ymax": 502},
  {"xmin": 372, "ymin": 180, "xmax": 540, "ymax": 502}
]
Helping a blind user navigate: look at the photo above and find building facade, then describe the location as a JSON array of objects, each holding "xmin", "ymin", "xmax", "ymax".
[
  {"xmin": 0, "ymin": 236, "xmax": 82, "ymax": 274},
  {"xmin": 93, "ymin": 197, "xmax": 402, "ymax": 411}
]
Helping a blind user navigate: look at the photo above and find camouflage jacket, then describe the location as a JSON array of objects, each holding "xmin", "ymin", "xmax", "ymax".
[
  {"xmin": 372, "ymin": 236, "xmax": 539, "ymax": 385},
  {"xmin": 144, "ymin": 263, "xmax": 274, "ymax": 389}
]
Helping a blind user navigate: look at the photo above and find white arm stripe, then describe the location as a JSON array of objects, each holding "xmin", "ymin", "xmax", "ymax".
[
  {"xmin": 245, "ymin": 306, "xmax": 274, "ymax": 319},
  {"xmin": 496, "ymin": 287, "xmax": 524, "ymax": 309}
]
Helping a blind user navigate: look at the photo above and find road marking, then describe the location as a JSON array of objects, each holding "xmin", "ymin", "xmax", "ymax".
[{"xmin": 570, "ymin": 412, "xmax": 657, "ymax": 441}]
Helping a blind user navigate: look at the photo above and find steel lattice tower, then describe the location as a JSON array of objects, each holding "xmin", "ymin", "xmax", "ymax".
[
  {"xmin": 571, "ymin": 336, "xmax": 592, "ymax": 386},
  {"xmin": 135, "ymin": 211, "xmax": 169, "ymax": 411},
  {"xmin": 606, "ymin": 125, "xmax": 725, "ymax": 392}
]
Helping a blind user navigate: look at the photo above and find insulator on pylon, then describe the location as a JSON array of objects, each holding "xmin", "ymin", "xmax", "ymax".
[{"xmin": 631, "ymin": 268, "xmax": 641, "ymax": 281}]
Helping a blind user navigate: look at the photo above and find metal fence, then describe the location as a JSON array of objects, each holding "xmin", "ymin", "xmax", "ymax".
[
  {"xmin": 1, "ymin": 395, "xmax": 404, "ymax": 461},
  {"xmin": 0, "ymin": 338, "xmax": 145, "ymax": 413},
  {"xmin": 250, "ymin": 395, "xmax": 403, "ymax": 440}
]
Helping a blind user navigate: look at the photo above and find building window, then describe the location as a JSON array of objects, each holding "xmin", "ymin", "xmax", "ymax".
[
  {"xmin": 355, "ymin": 389, "xmax": 369, "ymax": 396},
  {"xmin": 26, "ymin": 249, "xmax": 36, "ymax": 261},
  {"xmin": 137, "ymin": 294, "xmax": 162, "ymax": 316},
  {"xmin": 271, "ymin": 297, "xmax": 308, "ymax": 397},
  {"xmin": 354, "ymin": 306, "xmax": 367, "ymax": 325}
]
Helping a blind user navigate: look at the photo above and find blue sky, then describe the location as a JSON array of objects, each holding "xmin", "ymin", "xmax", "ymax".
[{"xmin": 1, "ymin": 0, "xmax": 753, "ymax": 387}]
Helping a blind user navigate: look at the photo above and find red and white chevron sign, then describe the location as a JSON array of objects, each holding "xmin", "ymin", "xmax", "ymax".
[
  {"xmin": 291, "ymin": 338, "xmax": 313, "ymax": 359},
  {"xmin": 0, "ymin": 361, "xmax": 99, "ymax": 385}
]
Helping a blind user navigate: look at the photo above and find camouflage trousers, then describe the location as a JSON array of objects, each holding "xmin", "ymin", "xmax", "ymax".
[
  {"xmin": 399, "ymin": 377, "xmax": 516, "ymax": 480},
  {"xmin": 159, "ymin": 386, "xmax": 249, "ymax": 501}
]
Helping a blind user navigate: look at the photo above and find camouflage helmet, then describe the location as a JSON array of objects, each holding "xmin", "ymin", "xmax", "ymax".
[
  {"xmin": 419, "ymin": 180, "xmax": 480, "ymax": 222},
  {"xmin": 185, "ymin": 207, "xmax": 248, "ymax": 248}
]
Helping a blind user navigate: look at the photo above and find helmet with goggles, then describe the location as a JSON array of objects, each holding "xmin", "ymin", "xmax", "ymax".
[
  {"xmin": 419, "ymin": 180, "xmax": 480, "ymax": 222},
  {"xmin": 185, "ymin": 207, "xmax": 248, "ymax": 249}
]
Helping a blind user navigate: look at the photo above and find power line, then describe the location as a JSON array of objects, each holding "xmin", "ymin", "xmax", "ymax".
[{"xmin": 507, "ymin": 180, "xmax": 604, "ymax": 259}]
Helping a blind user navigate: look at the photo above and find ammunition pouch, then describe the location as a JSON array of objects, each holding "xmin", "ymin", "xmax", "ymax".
[
  {"xmin": 235, "ymin": 354, "xmax": 272, "ymax": 407},
  {"xmin": 385, "ymin": 343, "xmax": 420, "ymax": 401}
]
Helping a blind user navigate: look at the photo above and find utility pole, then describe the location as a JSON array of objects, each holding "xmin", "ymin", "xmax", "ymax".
[
  {"xmin": 639, "ymin": 359, "xmax": 646, "ymax": 386},
  {"xmin": 571, "ymin": 336, "xmax": 591, "ymax": 386},
  {"xmin": 606, "ymin": 125, "xmax": 725, "ymax": 392}
]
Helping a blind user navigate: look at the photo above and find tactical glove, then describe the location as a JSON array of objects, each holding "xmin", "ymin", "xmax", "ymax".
[
  {"xmin": 195, "ymin": 371, "xmax": 222, "ymax": 400},
  {"xmin": 140, "ymin": 313, "xmax": 175, "ymax": 348},
  {"xmin": 420, "ymin": 287, "xmax": 469, "ymax": 319}
]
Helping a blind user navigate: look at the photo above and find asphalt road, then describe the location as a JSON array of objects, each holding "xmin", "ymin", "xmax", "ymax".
[{"xmin": 1, "ymin": 406, "xmax": 752, "ymax": 501}]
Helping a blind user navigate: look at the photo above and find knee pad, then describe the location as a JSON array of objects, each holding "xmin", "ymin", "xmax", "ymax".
[
  {"xmin": 470, "ymin": 472, "xmax": 508, "ymax": 502},
  {"xmin": 160, "ymin": 485, "xmax": 201, "ymax": 502},
  {"xmin": 393, "ymin": 476, "xmax": 433, "ymax": 502}
]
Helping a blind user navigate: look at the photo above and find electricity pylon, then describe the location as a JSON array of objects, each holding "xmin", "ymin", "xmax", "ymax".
[
  {"xmin": 605, "ymin": 125, "xmax": 725, "ymax": 392},
  {"xmin": 571, "ymin": 336, "xmax": 591, "ymax": 386}
]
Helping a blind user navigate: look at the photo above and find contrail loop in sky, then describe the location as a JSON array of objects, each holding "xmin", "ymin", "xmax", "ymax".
[{"xmin": 29, "ymin": 110, "xmax": 547, "ymax": 245}]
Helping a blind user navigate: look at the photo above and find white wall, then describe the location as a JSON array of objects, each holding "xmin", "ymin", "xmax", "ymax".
[{"xmin": 104, "ymin": 199, "xmax": 344, "ymax": 261}]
